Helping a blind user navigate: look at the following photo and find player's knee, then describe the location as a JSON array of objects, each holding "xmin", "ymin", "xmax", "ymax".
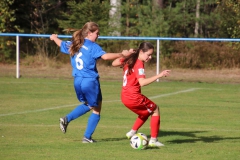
[
  {"xmin": 92, "ymin": 106, "xmax": 101, "ymax": 114},
  {"xmin": 84, "ymin": 102, "xmax": 93, "ymax": 110},
  {"xmin": 139, "ymin": 115, "xmax": 149, "ymax": 120},
  {"xmin": 153, "ymin": 106, "xmax": 160, "ymax": 114}
]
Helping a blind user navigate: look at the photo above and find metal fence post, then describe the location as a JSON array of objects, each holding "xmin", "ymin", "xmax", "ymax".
[
  {"xmin": 156, "ymin": 39, "xmax": 160, "ymax": 82},
  {"xmin": 16, "ymin": 35, "xmax": 20, "ymax": 79}
]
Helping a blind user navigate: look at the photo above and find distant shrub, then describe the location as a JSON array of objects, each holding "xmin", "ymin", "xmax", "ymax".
[{"xmin": 163, "ymin": 41, "xmax": 240, "ymax": 69}]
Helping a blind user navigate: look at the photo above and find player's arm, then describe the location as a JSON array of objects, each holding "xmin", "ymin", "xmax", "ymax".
[
  {"xmin": 50, "ymin": 34, "xmax": 62, "ymax": 47},
  {"xmin": 138, "ymin": 70, "xmax": 171, "ymax": 86},
  {"xmin": 102, "ymin": 49, "xmax": 135, "ymax": 60},
  {"xmin": 112, "ymin": 49, "xmax": 136, "ymax": 66},
  {"xmin": 112, "ymin": 57, "xmax": 123, "ymax": 67},
  {"xmin": 101, "ymin": 52, "xmax": 124, "ymax": 60}
]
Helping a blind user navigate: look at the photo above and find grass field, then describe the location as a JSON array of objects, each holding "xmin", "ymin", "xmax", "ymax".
[{"xmin": 0, "ymin": 77, "xmax": 239, "ymax": 160}]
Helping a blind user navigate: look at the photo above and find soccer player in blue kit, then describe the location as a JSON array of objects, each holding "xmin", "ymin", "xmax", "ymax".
[{"xmin": 50, "ymin": 22, "xmax": 131, "ymax": 143}]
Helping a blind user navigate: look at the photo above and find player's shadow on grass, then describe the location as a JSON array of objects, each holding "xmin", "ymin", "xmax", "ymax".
[
  {"xmin": 97, "ymin": 137, "xmax": 161, "ymax": 150},
  {"xmin": 158, "ymin": 130, "xmax": 240, "ymax": 144},
  {"xmin": 97, "ymin": 137, "xmax": 128, "ymax": 142}
]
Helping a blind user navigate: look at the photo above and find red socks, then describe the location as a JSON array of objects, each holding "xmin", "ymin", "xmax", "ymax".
[
  {"xmin": 150, "ymin": 116, "xmax": 160, "ymax": 138},
  {"xmin": 132, "ymin": 116, "xmax": 148, "ymax": 131},
  {"xmin": 131, "ymin": 115, "xmax": 160, "ymax": 138}
]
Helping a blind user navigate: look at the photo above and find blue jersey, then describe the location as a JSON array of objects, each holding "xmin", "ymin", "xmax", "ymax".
[{"xmin": 60, "ymin": 39, "xmax": 106, "ymax": 78}]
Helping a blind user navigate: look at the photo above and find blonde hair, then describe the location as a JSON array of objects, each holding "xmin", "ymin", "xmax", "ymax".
[{"xmin": 69, "ymin": 22, "xmax": 99, "ymax": 56}]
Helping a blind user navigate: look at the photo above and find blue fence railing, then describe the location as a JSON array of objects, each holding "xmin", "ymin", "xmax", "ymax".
[
  {"xmin": 1, "ymin": 33, "xmax": 240, "ymax": 79},
  {"xmin": 1, "ymin": 33, "xmax": 240, "ymax": 41}
]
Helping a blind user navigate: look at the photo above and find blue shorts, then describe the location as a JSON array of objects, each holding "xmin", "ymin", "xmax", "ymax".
[{"xmin": 73, "ymin": 77, "xmax": 102, "ymax": 107}]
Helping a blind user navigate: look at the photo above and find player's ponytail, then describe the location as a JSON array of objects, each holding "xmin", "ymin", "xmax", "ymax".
[
  {"xmin": 123, "ymin": 49, "xmax": 139, "ymax": 75},
  {"xmin": 69, "ymin": 29, "xmax": 84, "ymax": 56},
  {"xmin": 69, "ymin": 22, "xmax": 99, "ymax": 56},
  {"xmin": 123, "ymin": 42, "xmax": 154, "ymax": 75}
]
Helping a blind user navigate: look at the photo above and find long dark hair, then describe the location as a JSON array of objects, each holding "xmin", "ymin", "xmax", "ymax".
[
  {"xmin": 123, "ymin": 42, "xmax": 154, "ymax": 75},
  {"xmin": 69, "ymin": 22, "xmax": 99, "ymax": 56}
]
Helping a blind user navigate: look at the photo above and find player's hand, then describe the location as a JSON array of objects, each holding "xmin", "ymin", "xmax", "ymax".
[
  {"xmin": 50, "ymin": 34, "xmax": 58, "ymax": 41},
  {"xmin": 128, "ymin": 48, "xmax": 136, "ymax": 54},
  {"xmin": 160, "ymin": 70, "xmax": 171, "ymax": 78},
  {"xmin": 122, "ymin": 49, "xmax": 135, "ymax": 57}
]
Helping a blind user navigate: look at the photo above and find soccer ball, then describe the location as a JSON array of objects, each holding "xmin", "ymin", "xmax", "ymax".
[{"xmin": 130, "ymin": 133, "xmax": 148, "ymax": 150}]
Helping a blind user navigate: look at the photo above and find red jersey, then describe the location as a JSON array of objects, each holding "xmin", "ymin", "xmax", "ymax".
[
  {"xmin": 120, "ymin": 59, "xmax": 157, "ymax": 117},
  {"xmin": 121, "ymin": 59, "xmax": 145, "ymax": 105}
]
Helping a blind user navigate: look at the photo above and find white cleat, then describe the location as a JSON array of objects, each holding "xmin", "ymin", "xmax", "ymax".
[
  {"xmin": 126, "ymin": 131, "xmax": 136, "ymax": 139},
  {"xmin": 82, "ymin": 137, "xmax": 96, "ymax": 143},
  {"xmin": 148, "ymin": 139, "xmax": 165, "ymax": 147}
]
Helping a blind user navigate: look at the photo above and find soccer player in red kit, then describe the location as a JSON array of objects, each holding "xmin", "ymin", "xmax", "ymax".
[{"xmin": 112, "ymin": 42, "xmax": 170, "ymax": 147}]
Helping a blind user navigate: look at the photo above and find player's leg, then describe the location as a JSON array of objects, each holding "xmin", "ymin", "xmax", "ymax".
[
  {"xmin": 149, "ymin": 106, "xmax": 164, "ymax": 147},
  {"xmin": 126, "ymin": 115, "xmax": 148, "ymax": 139},
  {"xmin": 83, "ymin": 101, "xmax": 101, "ymax": 143},
  {"xmin": 59, "ymin": 77, "xmax": 91, "ymax": 133},
  {"xmin": 59, "ymin": 103, "xmax": 91, "ymax": 133},
  {"xmin": 124, "ymin": 96, "xmax": 152, "ymax": 139},
  {"xmin": 66, "ymin": 103, "xmax": 91, "ymax": 121},
  {"xmin": 150, "ymin": 105, "xmax": 160, "ymax": 138},
  {"xmin": 127, "ymin": 96, "xmax": 164, "ymax": 147},
  {"xmin": 82, "ymin": 78, "xmax": 102, "ymax": 143}
]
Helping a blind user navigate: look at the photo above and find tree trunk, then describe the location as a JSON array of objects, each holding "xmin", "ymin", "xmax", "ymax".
[
  {"xmin": 152, "ymin": 0, "xmax": 164, "ymax": 9},
  {"xmin": 109, "ymin": 0, "xmax": 121, "ymax": 36},
  {"xmin": 194, "ymin": 0, "xmax": 200, "ymax": 37}
]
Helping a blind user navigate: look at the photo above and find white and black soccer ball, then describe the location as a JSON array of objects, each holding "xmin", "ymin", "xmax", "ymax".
[{"xmin": 130, "ymin": 133, "xmax": 148, "ymax": 150}]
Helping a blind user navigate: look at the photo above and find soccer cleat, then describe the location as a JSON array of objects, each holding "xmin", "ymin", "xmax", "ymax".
[
  {"xmin": 126, "ymin": 130, "xmax": 136, "ymax": 139},
  {"xmin": 148, "ymin": 139, "xmax": 165, "ymax": 147},
  {"xmin": 82, "ymin": 137, "xmax": 96, "ymax": 143},
  {"xmin": 59, "ymin": 116, "xmax": 68, "ymax": 134}
]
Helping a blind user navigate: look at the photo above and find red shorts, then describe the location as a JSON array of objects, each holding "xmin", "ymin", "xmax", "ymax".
[{"xmin": 121, "ymin": 93, "xmax": 157, "ymax": 118}]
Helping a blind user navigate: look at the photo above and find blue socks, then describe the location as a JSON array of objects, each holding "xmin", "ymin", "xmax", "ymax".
[
  {"xmin": 65, "ymin": 104, "xmax": 100, "ymax": 139},
  {"xmin": 66, "ymin": 103, "xmax": 90, "ymax": 122},
  {"xmin": 84, "ymin": 113, "xmax": 100, "ymax": 139}
]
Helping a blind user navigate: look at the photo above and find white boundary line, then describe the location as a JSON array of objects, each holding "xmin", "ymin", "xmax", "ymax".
[
  {"xmin": 149, "ymin": 88, "xmax": 199, "ymax": 99},
  {"xmin": 0, "ymin": 88, "xmax": 215, "ymax": 117}
]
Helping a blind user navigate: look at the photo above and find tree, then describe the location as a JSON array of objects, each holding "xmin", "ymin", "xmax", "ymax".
[
  {"xmin": 0, "ymin": 0, "xmax": 22, "ymax": 62},
  {"xmin": 121, "ymin": 0, "xmax": 139, "ymax": 36},
  {"xmin": 163, "ymin": 0, "xmax": 219, "ymax": 37},
  {"xmin": 109, "ymin": 0, "xmax": 121, "ymax": 36},
  {"xmin": 137, "ymin": 1, "xmax": 169, "ymax": 37},
  {"xmin": 57, "ymin": 0, "xmax": 111, "ymax": 35},
  {"xmin": 217, "ymin": 0, "xmax": 240, "ymax": 38},
  {"xmin": 194, "ymin": 0, "xmax": 200, "ymax": 37},
  {"xmin": 11, "ymin": 0, "xmax": 67, "ymax": 59},
  {"xmin": 0, "ymin": 0, "xmax": 22, "ymax": 33},
  {"xmin": 153, "ymin": 0, "xmax": 164, "ymax": 8}
]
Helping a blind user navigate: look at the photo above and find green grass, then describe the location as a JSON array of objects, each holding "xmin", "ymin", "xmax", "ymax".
[{"xmin": 0, "ymin": 77, "xmax": 239, "ymax": 160}]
